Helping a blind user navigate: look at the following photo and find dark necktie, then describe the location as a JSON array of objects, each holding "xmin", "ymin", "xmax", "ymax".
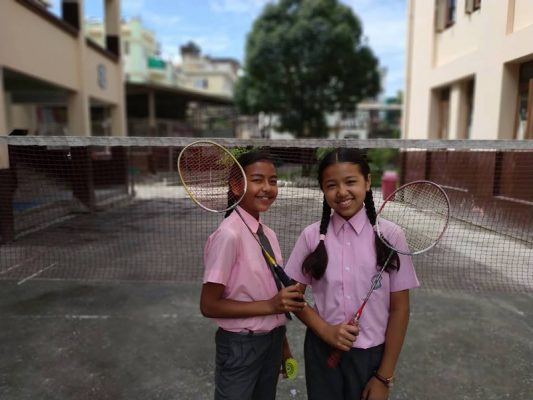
[
  {"xmin": 256, "ymin": 224, "xmax": 282, "ymax": 291},
  {"xmin": 256, "ymin": 224, "xmax": 291, "ymax": 320}
]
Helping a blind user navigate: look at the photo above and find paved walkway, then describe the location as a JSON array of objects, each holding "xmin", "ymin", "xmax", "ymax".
[{"xmin": 0, "ymin": 280, "xmax": 532, "ymax": 399}]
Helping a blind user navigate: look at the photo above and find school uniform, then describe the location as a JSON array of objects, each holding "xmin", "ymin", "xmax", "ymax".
[
  {"xmin": 204, "ymin": 205, "xmax": 287, "ymax": 400},
  {"xmin": 285, "ymin": 207, "xmax": 420, "ymax": 399}
]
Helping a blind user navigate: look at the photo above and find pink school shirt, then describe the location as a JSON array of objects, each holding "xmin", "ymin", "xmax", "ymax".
[
  {"xmin": 203, "ymin": 205, "xmax": 286, "ymax": 332},
  {"xmin": 285, "ymin": 208, "xmax": 420, "ymax": 349}
]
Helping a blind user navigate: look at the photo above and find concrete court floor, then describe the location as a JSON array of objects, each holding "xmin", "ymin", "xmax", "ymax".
[{"xmin": 0, "ymin": 280, "xmax": 532, "ymax": 400}]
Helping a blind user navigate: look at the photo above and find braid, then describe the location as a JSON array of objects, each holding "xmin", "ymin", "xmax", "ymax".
[
  {"xmin": 319, "ymin": 197, "xmax": 331, "ymax": 235},
  {"xmin": 364, "ymin": 190, "xmax": 377, "ymax": 225},
  {"xmin": 224, "ymin": 190, "xmax": 237, "ymax": 218},
  {"xmin": 302, "ymin": 197, "xmax": 331, "ymax": 280},
  {"xmin": 364, "ymin": 189, "xmax": 400, "ymax": 272}
]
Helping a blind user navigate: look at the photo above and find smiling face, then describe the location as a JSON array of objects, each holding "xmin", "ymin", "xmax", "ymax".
[
  {"xmin": 321, "ymin": 162, "xmax": 371, "ymax": 219},
  {"xmin": 230, "ymin": 160, "xmax": 278, "ymax": 219}
]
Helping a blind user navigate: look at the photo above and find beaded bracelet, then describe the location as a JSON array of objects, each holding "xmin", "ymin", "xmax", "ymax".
[{"xmin": 373, "ymin": 371, "xmax": 394, "ymax": 388}]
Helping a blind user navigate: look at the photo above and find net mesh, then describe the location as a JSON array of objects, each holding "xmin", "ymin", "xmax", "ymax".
[{"xmin": 0, "ymin": 137, "xmax": 531, "ymax": 292}]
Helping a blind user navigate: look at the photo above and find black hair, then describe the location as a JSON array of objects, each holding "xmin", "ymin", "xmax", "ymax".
[
  {"xmin": 224, "ymin": 149, "xmax": 273, "ymax": 218},
  {"xmin": 301, "ymin": 148, "xmax": 400, "ymax": 280}
]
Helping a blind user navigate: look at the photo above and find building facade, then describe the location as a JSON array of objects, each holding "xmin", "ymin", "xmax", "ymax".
[
  {"xmin": 179, "ymin": 42, "xmax": 240, "ymax": 98},
  {"xmin": 86, "ymin": 23, "xmax": 240, "ymax": 99},
  {"xmin": 85, "ymin": 20, "xmax": 238, "ymax": 138},
  {"xmin": 86, "ymin": 17, "xmax": 186, "ymax": 88},
  {"xmin": 0, "ymin": 0, "xmax": 128, "ymax": 242},
  {"xmin": 404, "ymin": 0, "xmax": 533, "ymax": 140},
  {"xmin": 0, "ymin": 0, "xmax": 126, "ymax": 146}
]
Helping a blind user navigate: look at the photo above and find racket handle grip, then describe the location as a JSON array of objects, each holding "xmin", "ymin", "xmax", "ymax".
[
  {"xmin": 326, "ymin": 317, "xmax": 359, "ymax": 368},
  {"xmin": 273, "ymin": 265, "xmax": 295, "ymax": 287},
  {"xmin": 273, "ymin": 266, "xmax": 306, "ymax": 304},
  {"xmin": 326, "ymin": 349, "xmax": 343, "ymax": 368}
]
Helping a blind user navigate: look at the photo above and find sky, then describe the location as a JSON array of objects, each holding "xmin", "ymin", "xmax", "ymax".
[{"xmin": 51, "ymin": 0, "xmax": 407, "ymax": 98}]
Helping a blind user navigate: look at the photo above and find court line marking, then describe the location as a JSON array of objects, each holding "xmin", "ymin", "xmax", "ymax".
[
  {"xmin": 17, "ymin": 262, "xmax": 59, "ymax": 286},
  {"xmin": 1, "ymin": 314, "xmax": 185, "ymax": 320},
  {"xmin": 0, "ymin": 255, "xmax": 39, "ymax": 276}
]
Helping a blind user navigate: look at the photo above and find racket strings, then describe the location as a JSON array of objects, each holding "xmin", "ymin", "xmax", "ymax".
[
  {"xmin": 377, "ymin": 182, "xmax": 450, "ymax": 255},
  {"xmin": 178, "ymin": 143, "xmax": 245, "ymax": 212}
]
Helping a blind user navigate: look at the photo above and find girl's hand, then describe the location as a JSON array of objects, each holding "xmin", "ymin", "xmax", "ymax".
[
  {"xmin": 321, "ymin": 320, "xmax": 359, "ymax": 351},
  {"xmin": 269, "ymin": 284, "xmax": 306, "ymax": 314},
  {"xmin": 361, "ymin": 376, "xmax": 390, "ymax": 400}
]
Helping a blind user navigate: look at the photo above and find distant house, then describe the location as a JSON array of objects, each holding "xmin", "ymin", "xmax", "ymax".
[
  {"xmin": 85, "ymin": 19, "xmax": 239, "ymax": 138},
  {"xmin": 179, "ymin": 42, "xmax": 240, "ymax": 98}
]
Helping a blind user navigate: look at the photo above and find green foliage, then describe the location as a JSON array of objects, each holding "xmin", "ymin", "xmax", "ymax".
[
  {"xmin": 315, "ymin": 147, "xmax": 335, "ymax": 162},
  {"xmin": 235, "ymin": 0, "xmax": 381, "ymax": 138},
  {"xmin": 229, "ymin": 146, "xmax": 254, "ymax": 160},
  {"xmin": 367, "ymin": 148, "xmax": 399, "ymax": 187}
]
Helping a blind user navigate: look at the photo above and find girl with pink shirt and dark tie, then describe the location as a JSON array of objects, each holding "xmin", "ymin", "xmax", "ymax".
[
  {"xmin": 200, "ymin": 150, "xmax": 305, "ymax": 400},
  {"xmin": 285, "ymin": 148, "xmax": 419, "ymax": 400}
]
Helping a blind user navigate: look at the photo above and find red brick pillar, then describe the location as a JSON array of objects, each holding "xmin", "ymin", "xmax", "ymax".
[
  {"xmin": 70, "ymin": 147, "xmax": 95, "ymax": 210},
  {"xmin": 0, "ymin": 168, "xmax": 16, "ymax": 243}
]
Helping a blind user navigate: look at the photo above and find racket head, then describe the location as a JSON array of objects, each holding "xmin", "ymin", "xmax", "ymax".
[
  {"xmin": 376, "ymin": 180, "xmax": 450, "ymax": 255},
  {"xmin": 177, "ymin": 140, "xmax": 247, "ymax": 213}
]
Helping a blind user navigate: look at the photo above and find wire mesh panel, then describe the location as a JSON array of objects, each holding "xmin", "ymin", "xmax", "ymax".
[{"xmin": 0, "ymin": 137, "xmax": 531, "ymax": 292}]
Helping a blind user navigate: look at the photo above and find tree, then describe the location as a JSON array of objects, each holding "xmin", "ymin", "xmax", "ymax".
[{"xmin": 235, "ymin": 0, "xmax": 381, "ymax": 138}]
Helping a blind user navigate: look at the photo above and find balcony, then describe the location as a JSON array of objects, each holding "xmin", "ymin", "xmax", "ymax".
[{"xmin": 147, "ymin": 56, "xmax": 166, "ymax": 79}]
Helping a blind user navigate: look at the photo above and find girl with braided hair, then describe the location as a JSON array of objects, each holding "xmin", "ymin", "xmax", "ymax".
[
  {"xmin": 285, "ymin": 148, "xmax": 419, "ymax": 400},
  {"xmin": 201, "ymin": 150, "xmax": 304, "ymax": 400}
]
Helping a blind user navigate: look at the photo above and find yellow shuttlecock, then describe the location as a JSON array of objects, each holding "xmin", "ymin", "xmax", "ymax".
[{"xmin": 284, "ymin": 357, "xmax": 298, "ymax": 380}]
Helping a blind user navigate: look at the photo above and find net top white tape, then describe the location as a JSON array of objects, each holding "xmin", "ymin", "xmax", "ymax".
[{"xmin": 1, "ymin": 136, "xmax": 533, "ymax": 150}]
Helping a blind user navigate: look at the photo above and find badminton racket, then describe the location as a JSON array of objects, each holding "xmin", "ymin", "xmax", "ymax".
[
  {"xmin": 327, "ymin": 180, "xmax": 450, "ymax": 368},
  {"xmin": 177, "ymin": 140, "xmax": 296, "ymax": 287}
]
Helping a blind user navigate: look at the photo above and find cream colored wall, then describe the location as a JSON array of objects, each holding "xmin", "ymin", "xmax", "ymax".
[
  {"xmin": 10, "ymin": 105, "xmax": 37, "ymax": 132},
  {"xmin": 184, "ymin": 72, "xmax": 235, "ymax": 97},
  {"xmin": 0, "ymin": 0, "xmax": 126, "ymax": 138},
  {"xmin": 513, "ymin": 0, "xmax": 533, "ymax": 31},
  {"xmin": 206, "ymin": 75, "xmax": 233, "ymax": 96},
  {"xmin": 0, "ymin": 1, "xmax": 79, "ymax": 90},
  {"xmin": 85, "ymin": 47, "xmax": 123, "ymax": 102},
  {"xmin": 404, "ymin": 0, "xmax": 435, "ymax": 139},
  {"xmin": 404, "ymin": 0, "xmax": 533, "ymax": 140},
  {"xmin": 435, "ymin": 0, "xmax": 481, "ymax": 67}
]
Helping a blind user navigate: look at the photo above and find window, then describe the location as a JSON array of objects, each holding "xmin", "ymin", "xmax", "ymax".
[
  {"xmin": 194, "ymin": 78, "xmax": 208, "ymax": 89},
  {"xmin": 465, "ymin": 80, "xmax": 475, "ymax": 139},
  {"xmin": 515, "ymin": 61, "xmax": 533, "ymax": 140},
  {"xmin": 465, "ymin": 0, "xmax": 481, "ymax": 13},
  {"xmin": 123, "ymin": 41, "xmax": 129, "ymax": 55},
  {"xmin": 438, "ymin": 87, "xmax": 450, "ymax": 139},
  {"xmin": 435, "ymin": 0, "xmax": 456, "ymax": 32}
]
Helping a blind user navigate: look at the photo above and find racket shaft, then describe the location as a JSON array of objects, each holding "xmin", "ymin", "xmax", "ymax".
[
  {"xmin": 327, "ymin": 256, "xmax": 391, "ymax": 368},
  {"xmin": 259, "ymin": 244, "xmax": 297, "ymax": 288},
  {"xmin": 326, "ymin": 349, "xmax": 343, "ymax": 368}
]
